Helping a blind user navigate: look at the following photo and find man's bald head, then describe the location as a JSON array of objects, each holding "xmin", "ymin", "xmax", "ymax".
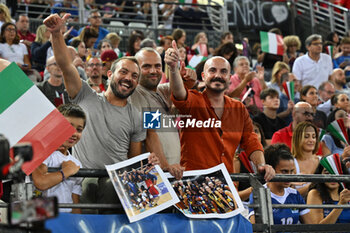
[
  {"xmin": 331, "ymin": 68, "xmax": 346, "ymax": 86},
  {"xmin": 202, "ymin": 56, "xmax": 231, "ymax": 93},
  {"xmin": 67, "ymin": 46, "xmax": 78, "ymax": 62},
  {"xmin": 293, "ymin": 101, "xmax": 314, "ymax": 125}
]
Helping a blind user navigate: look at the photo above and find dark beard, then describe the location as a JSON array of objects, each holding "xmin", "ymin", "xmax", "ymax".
[
  {"xmin": 139, "ymin": 74, "xmax": 161, "ymax": 90},
  {"xmin": 206, "ymin": 78, "xmax": 228, "ymax": 93},
  {"xmin": 110, "ymin": 79, "xmax": 135, "ymax": 99}
]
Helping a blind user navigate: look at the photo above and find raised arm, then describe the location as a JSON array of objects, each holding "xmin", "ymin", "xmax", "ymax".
[
  {"xmin": 164, "ymin": 40, "xmax": 187, "ymax": 100},
  {"xmin": 43, "ymin": 14, "xmax": 81, "ymax": 99}
]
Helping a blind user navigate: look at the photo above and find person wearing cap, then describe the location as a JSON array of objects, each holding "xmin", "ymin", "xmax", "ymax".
[
  {"xmin": 101, "ymin": 49, "xmax": 118, "ymax": 81},
  {"xmin": 85, "ymin": 56, "xmax": 107, "ymax": 93}
]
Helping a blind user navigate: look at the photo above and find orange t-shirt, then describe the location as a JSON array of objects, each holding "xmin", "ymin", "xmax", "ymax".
[{"xmin": 171, "ymin": 89, "xmax": 263, "ymax": 173}]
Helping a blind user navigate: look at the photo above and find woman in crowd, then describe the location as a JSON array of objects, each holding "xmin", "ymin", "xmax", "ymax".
[
  {"xmin": 0, "ymin": 22, "xmax": 41, "ymax": 81},
  {"xmin": 105, "ymin": 32, "xmax": 122, "ymax": 57},
  {"xmin": 172, "ymin": 28, "xmax": 187, "ymax": 49},
  {"xmin": 322, "ymin": 108, "xmax": 350, "ymax": 155},
  {"xmin": 213, "ymin": 42, "xmax": 237, "ymax": 69},
  {"xmin": 291, "ymin": 121, "xmax": 320, "ymax": 196},
  {"xmin": 307, "ymin": 163, "xmax": 350, "ymax": 223},
  {"xmin": 96, "ymin": 39, "xmax": 113, "ymax": 57},
  {"xmin": 249, "ymin": 144, "xmax": 313, "ymax": 225},
  {"xmin": 70, "ymin": 39, "xmax": 87, "ymax": 62},
  {"xmin": 191, "ymin": 31, "xmax": 213, "ymax": 56},
  {"xmin": 283, "ymin": 35, "xmax": 303, "ymax": 69},
  {"xmin": 268, "ymin": 61, "xmax": 295, "ymax": 124},
  {"xmin": 31, "ymin": 24, "xmax": 51, "ymax": 72},
  {"xmin": 0, "ymin": 4, "xmax": 14, "ymax": 32},
  {"xmin": 300, "ymin": 85, "xmax": 327, "ymax": 129},
  {"xmin": 331, "ymin": 93, "xmax": 350, "ymax": 113},
  {"xmin": 71, "ymin": 26, "xmax": 98, "ymax": 50},
  {"xmin": 126, "ymin": 32, "xmax": 144, "ymax": 56}
]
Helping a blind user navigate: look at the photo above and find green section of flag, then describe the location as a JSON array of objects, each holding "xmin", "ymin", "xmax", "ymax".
[
  {"xmin": 290, "ymin": 82, "xmax": 295, "ymax": 102},
  {"xmin": 319, "ymin": 128, "xmax": 326, "ymax": 141},
  {"xmin": 260, "ymin": 31, "xmax": 269, "ymax": 54},
  {"xmin": 0, "ymin": 63, "xmax": 33, "ymax": 114},
  {"xmin": 320, "ymin": 157, "xmax": 335, "ymax": 174},
  {"xmin": 328, "ymin": 124, "xmax": 346, "ymax": 144}
]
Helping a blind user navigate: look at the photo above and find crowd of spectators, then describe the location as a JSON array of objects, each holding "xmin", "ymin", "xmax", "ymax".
[{"xmin": 1, "ymin": 0, "xmax": 350, "ymax": 228}]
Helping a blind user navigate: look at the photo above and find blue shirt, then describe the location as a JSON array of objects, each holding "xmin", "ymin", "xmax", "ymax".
[
  {"xmin": 324, "ymin": 200, "xmax": 350, "ymax": 223},
  {"xmin": 333, "ymin": 55, "xmax": 350, "ymax": 76},
  {"xmin": 321, "ymin": 134, "xmax": 344, "ymax": 155},
  {"xmin": 249, "ymin": 186, "xmax": 309, "ymax": 225},
  {"xmin": 77, "ymin": 26, "xmax": 109, "ymax": 49},
  {"xmin": 51, "ymin": 3, "xmax": 78, "ymax": 16}
]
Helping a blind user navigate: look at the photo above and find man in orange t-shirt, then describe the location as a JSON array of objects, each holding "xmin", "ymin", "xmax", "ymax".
[{"xmin": 164, "ymin": 41, "xmax": 275, "ymax": 181}]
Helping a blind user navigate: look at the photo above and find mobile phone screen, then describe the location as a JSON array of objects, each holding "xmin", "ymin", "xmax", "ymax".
[{"xmin": 9, "ymin": 196, "xmax": 58, "ymax": 225}]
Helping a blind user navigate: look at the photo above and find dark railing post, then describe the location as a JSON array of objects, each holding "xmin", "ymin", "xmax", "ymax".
[{"xmin": 249, "ymin": 174, "xmax": 273, "ymax": 233}]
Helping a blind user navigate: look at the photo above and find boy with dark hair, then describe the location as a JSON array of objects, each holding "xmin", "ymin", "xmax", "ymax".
[
  {"xmin": 32, "ymin": 104, "xmax": 86, "ymax": 213},
  {"xmin": 333, "ymin": 37, "xmax": 350, "ymax": 76},
  {"xmin": 253, "ymin": 88, "xmax": 287, "ymax": 140}
]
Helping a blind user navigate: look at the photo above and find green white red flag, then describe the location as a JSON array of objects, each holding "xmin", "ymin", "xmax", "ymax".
[
  {"xmin": 188, "ymin": 55, "xmax": 207, "ymax": 69},
  {"xmin": 282, "ymin": 81, "xmax": 294, "ymax": 101},
  {"xmin": 327, "ymin": 119, "xmax": 350, "ymax": 145},
  {"xmin": 260, "ymin": 31, "xmax": 284, "ymax": 56},
  {"xmin": 320, "ymin": 154, "xmax": 346, "ymax": 189},
  {"xmin": 325, "ymin": 45, "xmax": 334, "ymax": 56},
  {"xmin": 319, "ymin": 128, "xmax": 326, "ymax": 141},
  {"xmin": 0, "ymin": 63, "xmax": 76, "ymax": 175}
]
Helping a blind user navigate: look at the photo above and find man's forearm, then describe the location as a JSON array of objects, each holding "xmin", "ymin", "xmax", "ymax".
[
  {"xmin": 249, "ymin": 150, "xmax": 266, "ymax": 167},
  {"xmin": 169, "ymin": 68, "xmax": 187, "ymax": 100}
]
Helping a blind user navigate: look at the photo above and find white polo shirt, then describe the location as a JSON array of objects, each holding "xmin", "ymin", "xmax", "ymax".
[{"xmin": 292, "ymin": 53, "xmax": 333, "ymax": 88}]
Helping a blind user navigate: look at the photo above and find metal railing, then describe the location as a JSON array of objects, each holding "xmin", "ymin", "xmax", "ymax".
[
  {"xmin": 4, "ymin": 169, "xmax": 350, "ymax": 232},
  {"xmin": 293, "ymin": 0, "xmax": 349, "ymax": 37},
  {"xmin": 15, "ymin": 0, "xmax": 225, "ymax": 51}
]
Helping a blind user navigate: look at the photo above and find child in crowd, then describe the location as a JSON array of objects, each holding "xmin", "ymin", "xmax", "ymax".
[
  {"xmin": 32, "ymin": 104, "xmax": 86, "ymax": 213},
  {"xmin": 249, "ymin": 144, "xmax": 313, "ymax": 225},
  {"xmin": 253, "ymin": 88, "xmax": 287, "ymax": 140}
]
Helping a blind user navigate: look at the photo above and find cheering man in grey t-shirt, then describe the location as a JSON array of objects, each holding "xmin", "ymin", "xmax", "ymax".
[{"xmin": 44, "ymin": 13, "xmax": 165, "ymax": 212}]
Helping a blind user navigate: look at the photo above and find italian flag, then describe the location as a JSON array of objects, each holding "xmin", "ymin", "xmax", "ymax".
[
  {"xmin": 325, "ymin": 45, "xmax": 334, "ymax": 56},
  {"xmin": 0, "ymin": 63, "xmax": 76, "ymax": 175},
  {"xmin": 188, "ymin": 55, "xmax": 207, "ymax": 69},
  {"xmin": 320, "ymin": 154, "xmax": 346, "ymax": 189},
  {"xmin": 327, "ymin": 119, "xmax": 350, "ymax": 146},
  {"xmin": 194, "ymin": 44, "xmax": 208, "ymax": 57},
  {"xmin": 282, "ymin": 81, "xmax": 294, "ymax": 101},
  {"xmin": 260, "ymin": 31, "xmax": 284, "ymax": 56}
]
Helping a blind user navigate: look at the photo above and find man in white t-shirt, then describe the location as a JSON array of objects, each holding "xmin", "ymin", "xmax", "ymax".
[{"xmin": 293, "ymin": 34, "xmax": 333, "ymax": 89}]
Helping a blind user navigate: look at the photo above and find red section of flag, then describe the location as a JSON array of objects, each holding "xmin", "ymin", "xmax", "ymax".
[
  {"xmin": 276, "ymin": 34, "xmax": 284, "ymax": 56},
  {"xmin": 333, "ymin": 153, "xmax": 343, "ymax": 175},
  {"xmin": 20, "ymin": 109, "xmax": 76, "ymax": 175},
  {"xmin": 282, "ymin": 82, "xmax": 290, "ymax": 100},
  {"xmin": 337, "ymin": 119, "xmax": 349, "ymax": 144}
]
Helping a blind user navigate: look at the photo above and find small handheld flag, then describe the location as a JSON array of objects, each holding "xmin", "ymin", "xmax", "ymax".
[
  {"xmin": 282, "ymin": 81, "xmax": 295, "ymax": 102},
  {"xmin": 260, "ymin": 31, "xmax": 284, "ymax": 56}
]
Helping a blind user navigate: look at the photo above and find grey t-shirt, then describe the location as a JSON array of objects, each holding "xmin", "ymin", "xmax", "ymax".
[
  {"xmin": 129, "ymin": 84, "xmax": 180, "ymax": 164},
  {"xmin": 71, "ymin": 81, "xmax": 146, "ymax": 168}
]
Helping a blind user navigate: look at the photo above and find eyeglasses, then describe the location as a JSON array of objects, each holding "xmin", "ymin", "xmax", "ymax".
[
  {"xmin": 90, "ymin": 16, "xmax": 101, "ymax": 19},
  {"xmin": 300, "ymin": 111, "xmax": 315, "ymax": 117},
  {"xmin": 311, "ymin": 42, "xmax": 323, "ymax": 46},
  {"xmin": 5, "ymin": 28, "xmax": 16, "ymax": 32},
  {"xmin": 47, "ymin": 62, "xmax": 57, "ymax": 67},
  {"xmin": 88, "ymin": 63, "xmax": 102, "ymax": 67},
  {"xmin": 322, "ymin": 90, "xmax": 335, "ymax": 95}
]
